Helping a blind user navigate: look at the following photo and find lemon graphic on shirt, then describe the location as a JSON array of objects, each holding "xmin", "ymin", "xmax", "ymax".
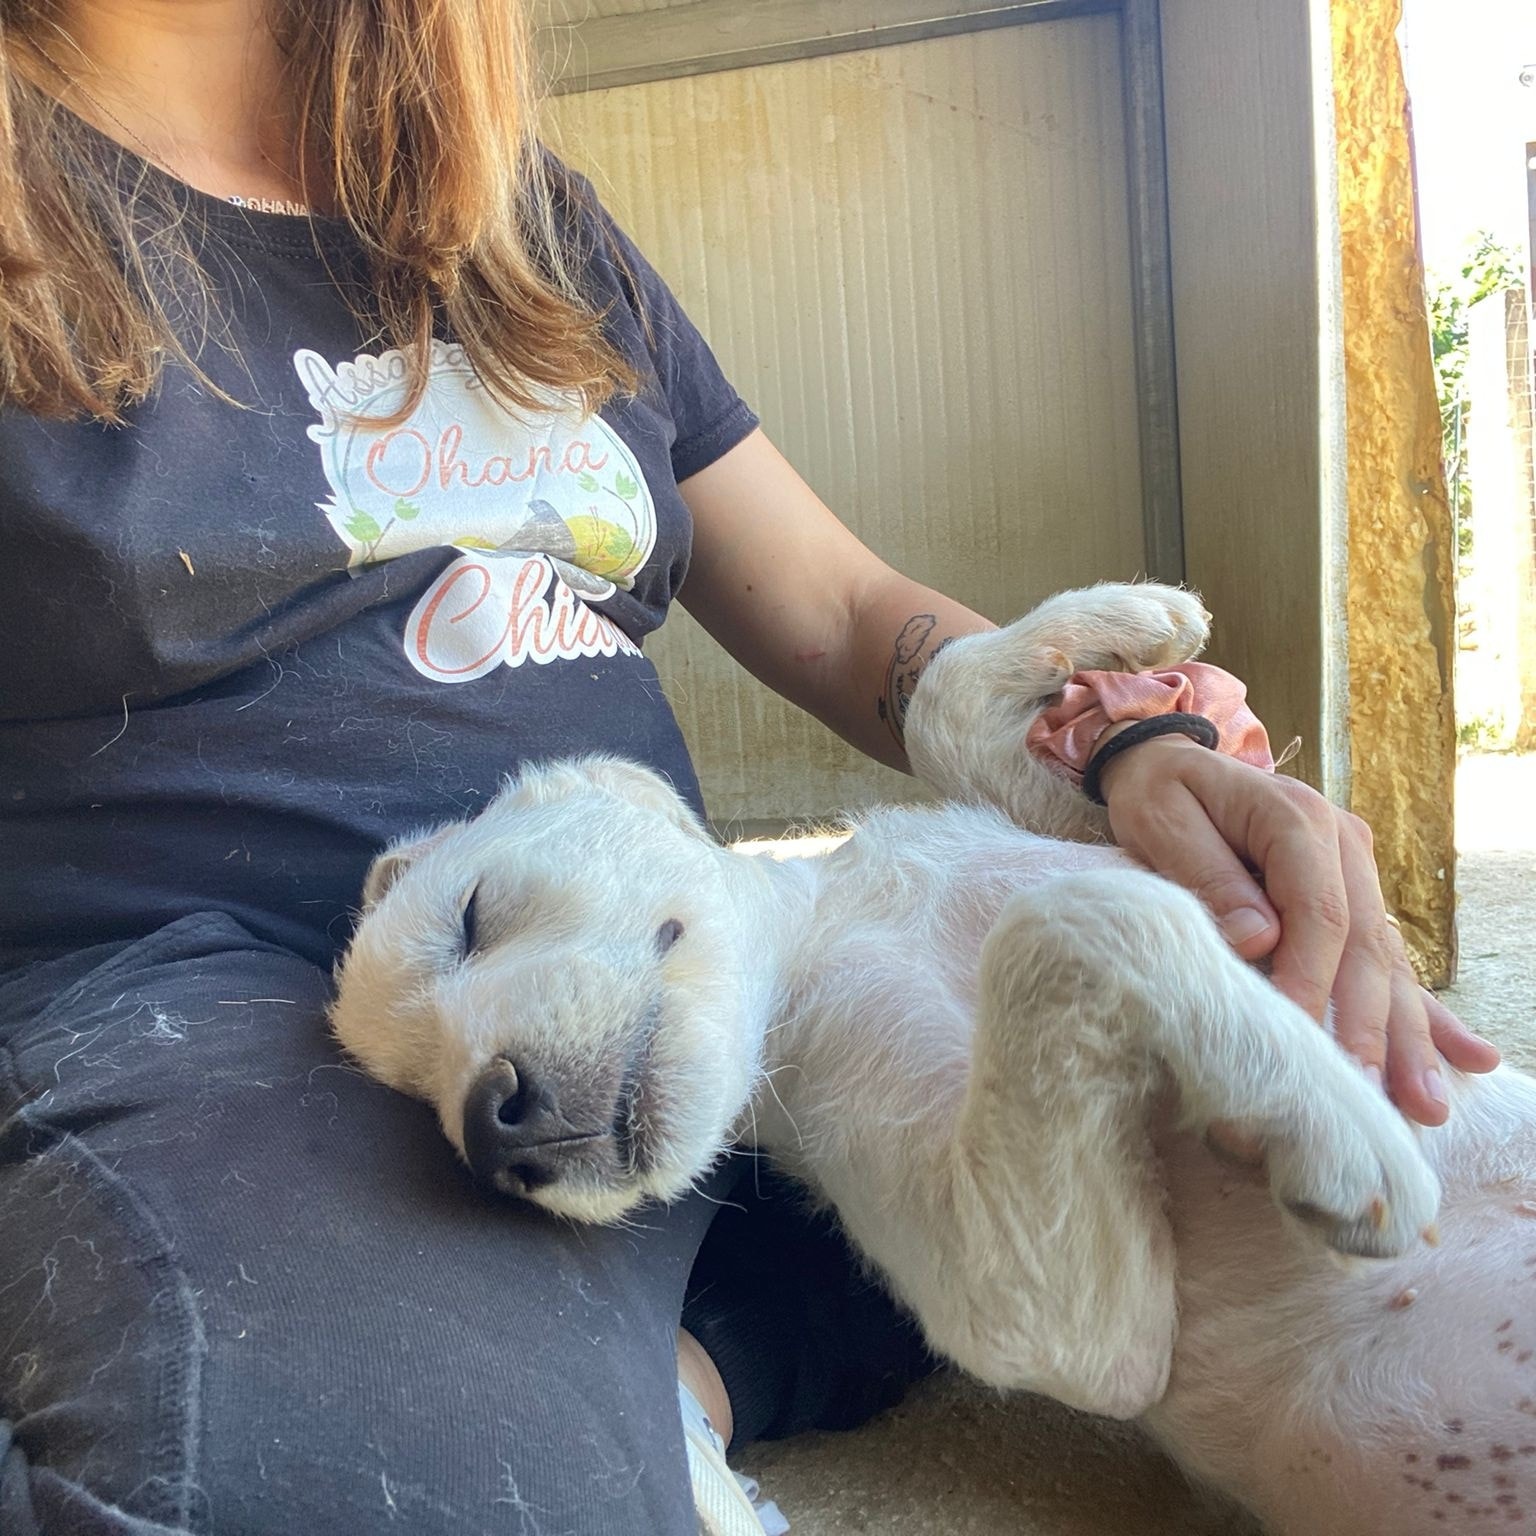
[{"xmin": 565, "ymin": 515, "xmax": 637, "ymax": 579}]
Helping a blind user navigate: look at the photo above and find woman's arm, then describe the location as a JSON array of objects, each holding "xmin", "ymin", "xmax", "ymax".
[
  {"xmin": 678, "ymin": 429, "xmax": 993, "ymax": 770},
  {"xmin": 680, "ymin": 429, "xmax": 1498, "ymax": 1125}
]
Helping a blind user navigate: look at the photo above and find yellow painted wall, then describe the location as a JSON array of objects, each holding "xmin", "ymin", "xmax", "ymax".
[{"xmin": 1332, "ymin": 0, "xmax": 1458, "ymax": 982}]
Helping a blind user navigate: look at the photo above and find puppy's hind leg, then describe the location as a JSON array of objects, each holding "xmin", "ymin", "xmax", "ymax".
[
  {"xmin": 1016, "ymin": 870, "xmax": 1441, "ymax": 1262},
  {"xmin": 864, "ymin": 868, "xmax": 1437, "ymax": 1422},
  {"xmin": 911, "ymin": 881, "xmax": 1182, "ymax": 1418}
]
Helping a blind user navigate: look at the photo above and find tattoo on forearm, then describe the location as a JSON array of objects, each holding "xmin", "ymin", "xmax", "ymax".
[{"xmin": 877, "ymin": 614, "xmax": 950, "ymax": 749}]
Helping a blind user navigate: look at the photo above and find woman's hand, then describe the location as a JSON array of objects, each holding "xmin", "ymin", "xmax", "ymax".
[{"xmin": 1097, "ymin": 735, "xmax": 1500, "ymax": 1126}]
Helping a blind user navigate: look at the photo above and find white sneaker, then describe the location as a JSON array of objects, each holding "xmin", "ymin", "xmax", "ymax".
[{"xmin": 678, "ymin": 1380, "xmax": 790, "ymax": 1536}]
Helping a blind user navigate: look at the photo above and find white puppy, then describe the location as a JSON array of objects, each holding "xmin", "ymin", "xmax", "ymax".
[{"xmin": 332, "ymin": 584, "xmax": 1536, "ymax": 1536}]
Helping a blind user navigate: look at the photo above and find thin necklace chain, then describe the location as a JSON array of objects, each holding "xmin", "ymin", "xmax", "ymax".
[{"xmin": 57, "ymin": 64, "xmax": 313, "ymax": 218}]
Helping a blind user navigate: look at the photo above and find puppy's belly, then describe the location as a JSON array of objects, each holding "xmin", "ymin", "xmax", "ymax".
[{"xmin": 1145, "ymin": 1111, "xmax": 1536, "ymax": 1536}]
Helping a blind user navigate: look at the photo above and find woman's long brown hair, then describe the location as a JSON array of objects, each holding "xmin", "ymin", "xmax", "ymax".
[{"xmin": 0, "ymin": 0, "xmax": 634, "ymax": 423}]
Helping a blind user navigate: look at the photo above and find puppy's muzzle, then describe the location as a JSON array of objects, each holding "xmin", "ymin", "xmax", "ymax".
[{"xmin": 462, "ymin": 1055, "xmax": 626, "ymax": 1197}]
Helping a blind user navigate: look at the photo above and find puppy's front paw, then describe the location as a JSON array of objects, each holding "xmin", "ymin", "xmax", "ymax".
[{"xmin": 1050, "ymin": 582, "xmax": 1211, "ymax": 674}]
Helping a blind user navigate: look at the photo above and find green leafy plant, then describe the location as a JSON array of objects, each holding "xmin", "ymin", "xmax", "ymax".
[{"xmin": 1427, "ymin": 232, "xmax": 1523, "ymax": 649}]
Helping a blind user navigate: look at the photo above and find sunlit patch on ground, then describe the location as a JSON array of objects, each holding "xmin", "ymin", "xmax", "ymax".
[{"xmin": 1444, "ymin": 754, "xmax": 1536, "ymax": 1066}]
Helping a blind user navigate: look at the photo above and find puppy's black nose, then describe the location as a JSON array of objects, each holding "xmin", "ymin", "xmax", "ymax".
[
  {"xmin": 475, "ymin": 1055, "xmax": 534, "ymax": 1128},
  {"xmin": 462, "ymin": 1056, "xmax": 569, "ymax": 1191}
]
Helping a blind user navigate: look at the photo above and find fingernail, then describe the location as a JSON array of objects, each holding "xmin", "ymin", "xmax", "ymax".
[
  {"xmin": 1365, "ymin": 1064, "xmax": 1384, "ymax": 1094},
  {"xmin": 1220, "ymin": 908, "xmax": 1271, "ymax": 945},
  {"xmin": 1423, "ymin": 1068, "xmax": 1447, "ymax": 1107}
]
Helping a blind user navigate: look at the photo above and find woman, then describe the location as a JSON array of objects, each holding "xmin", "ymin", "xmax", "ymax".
[{"xmin": 0, "ymin": 2, "xmax": 1497, "ymax": 1533}]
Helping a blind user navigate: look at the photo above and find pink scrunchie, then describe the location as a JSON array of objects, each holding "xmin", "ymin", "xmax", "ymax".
[{"xmin": 1024, "ymin": 661, "xmax": 1275, "ymax": 787}]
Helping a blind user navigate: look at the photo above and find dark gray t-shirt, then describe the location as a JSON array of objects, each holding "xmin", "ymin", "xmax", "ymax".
[{"xmin": 0, "ymin": 163, "xmax": 758, "ymax": 968}]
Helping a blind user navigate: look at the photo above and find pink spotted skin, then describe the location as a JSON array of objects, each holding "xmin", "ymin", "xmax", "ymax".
[{"xmin": 1144, "ymin": 1065, "xmax": 1536, "ymax": 1536}]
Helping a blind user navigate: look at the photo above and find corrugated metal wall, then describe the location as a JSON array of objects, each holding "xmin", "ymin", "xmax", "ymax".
[
  {"xmin": 542, "ymin": 14, "xmax": 1145, "ymax": 827},
  {"xmin": 538, "ymin": 0, "xmax": 682, "ymax": 17}
]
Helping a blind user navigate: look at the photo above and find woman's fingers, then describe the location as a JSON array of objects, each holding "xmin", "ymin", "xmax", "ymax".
[
  {"xmin": 1315, "ymin": 809, "xmax": 1398, "ymax": 1106},
  {"xmin": 1100, "ymin": 740, "xmax": 1501, "ymax": 1121},
  {"xmin": 1380, "ymin": 952, "xmax": 1448, "ymax": 1125},
  {"xmin": 1208, "ymin": 769, "xmax": 1352, "ymax": 1028},
  {"xmin": 1101, "ymin": 742, "xmax": 1281, "ymax": 959},
  {"xmin": 1258, "ymin": 806, "xmax": 1450, "ymax": 1124},
  {"xmin": 1259, "ymin": 858, "xmax": 1352, "ymax": 1026},
  {"xmin": 1422, "ymin": 987, "xmax": 1501, "ymax": 1073}
]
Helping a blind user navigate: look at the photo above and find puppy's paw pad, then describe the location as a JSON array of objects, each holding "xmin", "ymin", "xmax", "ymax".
[{"xmin": 1267, "ymin": 1110, "xmax": 1440, "ymax": 1260}]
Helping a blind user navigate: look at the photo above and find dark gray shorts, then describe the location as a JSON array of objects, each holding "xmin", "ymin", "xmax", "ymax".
[{"xmin": 0, "ymin": 913, "xmax": 728, "ymax": 1535}]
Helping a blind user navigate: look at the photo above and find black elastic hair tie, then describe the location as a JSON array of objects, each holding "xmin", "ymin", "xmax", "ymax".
[{"xmin": 1080, "ymin": 712, "xmax": 1220, "ymax": 806}]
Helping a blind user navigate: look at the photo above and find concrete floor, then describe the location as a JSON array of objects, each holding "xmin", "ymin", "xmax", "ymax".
[{"xmin": 740, "ymin": 754, "xmax": 1536, "ymax": 1536}]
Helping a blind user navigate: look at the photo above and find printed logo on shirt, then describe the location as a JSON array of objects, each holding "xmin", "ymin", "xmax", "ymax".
[{"xmin": 295, "ymin": 340, "xmax": 654, "ymax": 681}]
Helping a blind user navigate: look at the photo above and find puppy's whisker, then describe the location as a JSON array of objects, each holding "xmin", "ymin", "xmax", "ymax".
[
  {"xmin": 743, "ymin": 1095, "xmax": 767, "ymax": 1201},
  {"xmin": 758, "ymin": 1068, "xmax": 803, "ymax": 1151},
  {"xmin": 687, "ymin": 1180, "xmax": 748, "ymax": 1215}
]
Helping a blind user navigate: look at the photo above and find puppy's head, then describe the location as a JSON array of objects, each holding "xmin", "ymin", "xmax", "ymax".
[{"xmin": 331, "ymin": 757, "xmax": 759, "ymax": 1223}]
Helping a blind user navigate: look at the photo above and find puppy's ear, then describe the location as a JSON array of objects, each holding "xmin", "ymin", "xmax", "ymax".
[
  {"xmin": 360, "ymin": 823, "xmax": 457, "ymax": 911},
  {"xmin": 565, "ymin": 757, "xmax": 712, "ymax": 841}
]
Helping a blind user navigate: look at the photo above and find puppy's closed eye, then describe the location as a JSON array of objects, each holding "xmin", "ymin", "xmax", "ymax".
[
  {"xmin": 461, "ymin": 885, "xmax": 482, "ymax": 958},
  {"xmin": 656, "ymin": 918, "xmax": 684, "ymax": 954}
]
